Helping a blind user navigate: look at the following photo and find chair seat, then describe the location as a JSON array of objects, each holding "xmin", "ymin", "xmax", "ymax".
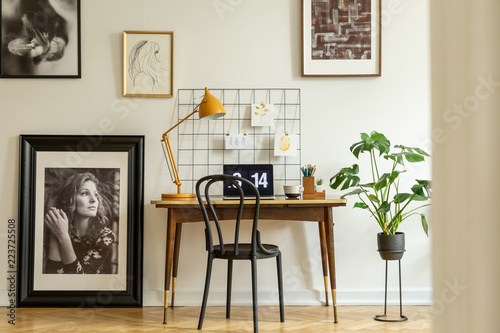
[{"xmin": 213, "ymin": 243, "xmax": 280, "ymax": 260}]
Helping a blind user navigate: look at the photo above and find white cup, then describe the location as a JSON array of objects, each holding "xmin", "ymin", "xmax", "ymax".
[{"xmin": 283, "ymin": 185, "xmax": 304, "ymax": 198}]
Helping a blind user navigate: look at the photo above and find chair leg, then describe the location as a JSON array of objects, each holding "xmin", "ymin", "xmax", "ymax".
[
  {"xmin": 276, "ymin": 252, "xmax": 285, "ymax": 322},
  {"xmin": 226, "ymin": 259, "xmax": 233, "ymax": 318},
  {"xmin": 198, "ymin": 254, "xmax": 214, "ymax": 330},
  {"xmin": 251, "ymin": 257, "xmax": 259, "ymax": 333}
]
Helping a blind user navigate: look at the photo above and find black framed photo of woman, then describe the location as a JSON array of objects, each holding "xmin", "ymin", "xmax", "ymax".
[
  {"xmin": 0, "ymin": 0, "xmax": 81, "ymax": 78},
  {"xmin": 18, "ymin": 135, "xmax": 144, "ymax": 307}
]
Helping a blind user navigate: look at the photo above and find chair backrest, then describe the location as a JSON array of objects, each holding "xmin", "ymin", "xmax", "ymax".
[{"xmin": 195, "ymin": 174, "xmax": 260, "ymax": 256}]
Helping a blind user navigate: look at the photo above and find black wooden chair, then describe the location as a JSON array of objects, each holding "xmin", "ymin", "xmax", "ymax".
[{"xmin": 195, "ymin": 174, "xmax": 284, "ymax": 333}]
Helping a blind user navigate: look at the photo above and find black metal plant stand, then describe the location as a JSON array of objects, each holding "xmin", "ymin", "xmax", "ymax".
[{"xmin": 374, "ymin": 259, "xmax": 408, "ymax": 322}]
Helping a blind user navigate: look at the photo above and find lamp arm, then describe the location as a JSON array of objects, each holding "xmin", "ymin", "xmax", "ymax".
[
  {"xmin": 161, "ymin": 103, "xmax": 201, "ymax": 194},
  {"xmin": 162, "ymin": 133, "xmax": 182, "ymax": 193},
  {"xmin": 162, "ymin": 104, "xmax": 200, "ymax": 137}
]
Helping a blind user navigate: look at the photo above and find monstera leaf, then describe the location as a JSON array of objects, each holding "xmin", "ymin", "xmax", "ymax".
[
  {"xmin": 330, "ymin": 164, "xmax": 360, "ymax": 191},
  {"xmin": 350, "ymin": 131, "xmax": 390, "ymax": 158}
]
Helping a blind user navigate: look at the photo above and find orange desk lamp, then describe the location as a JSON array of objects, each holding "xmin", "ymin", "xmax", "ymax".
[{"xmin": 161, "ymin": 87, "xmax": 226, "ymax": 199}]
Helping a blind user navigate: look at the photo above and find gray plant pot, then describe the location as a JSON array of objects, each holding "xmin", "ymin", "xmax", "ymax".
[{"xmin": 377, "ymin": 232, "xmax": 405, "ymax": 260}]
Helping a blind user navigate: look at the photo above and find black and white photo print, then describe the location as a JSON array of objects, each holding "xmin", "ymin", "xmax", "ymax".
[
  {"xmin": 1, "ymin": 0, "xmax": 81, "ymax": 78},
  {"xmin": 43, "ymin": 168, "xmax": 119, "ymax": 274}
]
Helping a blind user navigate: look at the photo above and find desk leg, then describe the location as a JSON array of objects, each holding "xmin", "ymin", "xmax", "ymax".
[
  {"xmin": 171, "ymin": 224, "xmax": 183, "ymax": 307},
  {"xmin": 324, "ymin": 207, "xmax": 338, "ymax": 323},
  {"xmin": 318, "ymin": 221, "xmax": 329, "ymax": 306},
  {"xmin": 163, "ymin": 209, "xmax": 177, "ymax": 324}
]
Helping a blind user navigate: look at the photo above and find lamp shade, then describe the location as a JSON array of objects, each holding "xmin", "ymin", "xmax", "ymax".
[{"xmin": 199, "ymin": 87, "xmax": 226, "ymax": 120}]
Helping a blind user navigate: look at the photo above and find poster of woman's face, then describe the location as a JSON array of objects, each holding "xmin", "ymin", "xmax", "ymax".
[
  {"xmin": 18, "ymin": 135, "xmax": 143, "ymax": 306},
  {"xmin": 43, "ymin": 168, "xmax": 120, "ymax": 275},
  {"xmin": 0, "ymin": 0, "xmax": 81, "ymax": 77}
]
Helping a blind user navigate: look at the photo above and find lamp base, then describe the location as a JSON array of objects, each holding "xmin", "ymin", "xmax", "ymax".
[{"xmin": 161, "ymin": 193, "xmax": 196, "ymax": 200}]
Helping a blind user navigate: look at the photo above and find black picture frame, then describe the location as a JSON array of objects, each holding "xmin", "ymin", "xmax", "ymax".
[
  {"xmin": 0, "ymin": 0, "xmax": 81, "ymax": 78},
  {"xmin": 18, "ymin": 135, "xmax": 144, "ymax": 307}
]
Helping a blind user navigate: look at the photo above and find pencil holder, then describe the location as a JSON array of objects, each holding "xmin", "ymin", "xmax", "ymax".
[{"xmin": 303, "ymin": 177, "xmax": 315, "ymax": 194}]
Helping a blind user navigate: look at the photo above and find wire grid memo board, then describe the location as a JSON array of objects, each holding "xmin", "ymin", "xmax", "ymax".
[{"xmin": 175, "ymin": 88, "xmax": 302, "ymax": 195}]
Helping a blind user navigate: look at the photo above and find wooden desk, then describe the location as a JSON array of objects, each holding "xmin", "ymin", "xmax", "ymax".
[{"xmin": 152, "ymin": 196, "xmax": 346, "ymax": 324}]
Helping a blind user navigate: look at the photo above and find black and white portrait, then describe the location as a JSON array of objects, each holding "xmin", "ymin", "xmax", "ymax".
[
  {"xmin": 0, "ymin": 0, "xmax": 80, "ymax": 77},
  {"xmin": 43, "ymin": 168, "xmax": 119, "ymax": 275}
]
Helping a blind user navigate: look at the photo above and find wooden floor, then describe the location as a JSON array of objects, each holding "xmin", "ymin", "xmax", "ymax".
[{"xmin": 2, "ymin": 306, "xmax": 432, "ymax": 332}]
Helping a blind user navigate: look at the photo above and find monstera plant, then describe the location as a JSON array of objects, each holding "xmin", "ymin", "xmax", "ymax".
[{"xmin": 330, "ymin": 131, "xmax": 431, "ymax": 236}]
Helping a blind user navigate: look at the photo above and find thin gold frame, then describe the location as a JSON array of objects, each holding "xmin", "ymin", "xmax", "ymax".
[{"xmin": 123, "ymin": 31, "xmax": 174, "ymax": 97}]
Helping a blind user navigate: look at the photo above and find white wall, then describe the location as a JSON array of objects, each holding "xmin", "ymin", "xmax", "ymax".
[{"xmin": 0, "ymin": 0, "xmax": 431, "ymax": 307}]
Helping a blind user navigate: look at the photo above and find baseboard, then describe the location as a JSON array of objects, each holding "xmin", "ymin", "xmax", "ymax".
[
  {"xmin": 336, "ymin": 288, "xmax": 432, "ymax": 306},
  {"xmin": 0, "ymin": 288, "xmax": 432, "ymax": 307},
  {"xmin": 142, "ymin": 288, "xmax": 433, "ymax": 307}
]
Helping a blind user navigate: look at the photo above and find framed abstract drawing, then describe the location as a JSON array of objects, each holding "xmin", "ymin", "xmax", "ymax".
[
  {"xmin": 0, "ymin": 0, "xmax": 81, "ymax": 78},
  {"xmin": 17, "ymin": 135, "xmax": 144, "ymax": 307},
  {"xmin": 301, "ymin": 0, "xmax": 381, "ymax": 77},
  {"xmin": 123, "ymin": 30, "xmax": 174, "ymax": 97}
]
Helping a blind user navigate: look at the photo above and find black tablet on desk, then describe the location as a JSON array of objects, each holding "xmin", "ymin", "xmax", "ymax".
[{"xmin": 222, "ymin": 164, "xmax": 275, "ymax": 199}]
